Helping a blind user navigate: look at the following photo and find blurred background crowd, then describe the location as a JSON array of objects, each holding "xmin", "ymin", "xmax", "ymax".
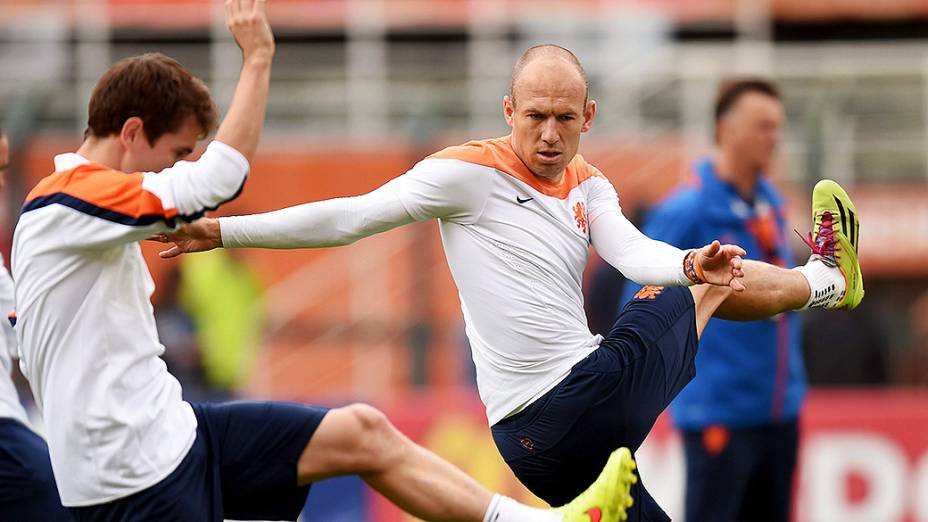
[{"xmin": 1, "ymin": 1, "xmax": 927, "ymax": 520}]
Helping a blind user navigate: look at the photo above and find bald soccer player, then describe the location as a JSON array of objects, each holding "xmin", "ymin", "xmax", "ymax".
[{"xmin": 159, "ymin": 45, "xmax": 863, "ymax": 521}]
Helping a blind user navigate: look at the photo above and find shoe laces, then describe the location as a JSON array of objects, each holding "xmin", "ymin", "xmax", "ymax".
[{"xmin": 795, "ymin": 210, "xmax": 838, "ymax": 264}]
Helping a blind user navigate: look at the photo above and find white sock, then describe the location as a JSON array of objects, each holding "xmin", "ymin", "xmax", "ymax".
[
  {"xmin": 794, "ymin": 256, "xmax": 846, "ymax": 309},
  {"xmin": 483, "ymin": 494, "xmax": 562, "ymax": 522}
]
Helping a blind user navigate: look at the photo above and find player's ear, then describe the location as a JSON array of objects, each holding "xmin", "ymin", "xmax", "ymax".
[
  {"xmin": 503, "ymin": 95, "xmax": 515, "ymax": 128},
  {"xmin": 120, "ymin": 117, "xmax": 146, "ymax": 148},
  {"xmin": 581, "ymin": 100, "xmax": 596, "ymax": 133}
]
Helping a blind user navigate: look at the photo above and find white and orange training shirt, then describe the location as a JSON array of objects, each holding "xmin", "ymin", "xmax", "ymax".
[
  {"xmin": 12, "ymin": 141, "xmax": 248, "ymax": 506},
  {"xmin": 220, "ymin": 136, "xmax": 694, "ymax": 425}
]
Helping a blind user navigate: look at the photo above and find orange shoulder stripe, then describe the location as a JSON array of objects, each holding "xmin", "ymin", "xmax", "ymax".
[
  {"xmin": 428, "ymin": 135, "xmax": 605, "ymax": 199},
  {"xmin": 23, "ymin": 164, "xmax": 178, "ymax": 225}
]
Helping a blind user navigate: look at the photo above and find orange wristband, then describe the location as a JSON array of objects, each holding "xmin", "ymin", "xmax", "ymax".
[{"xmin": 684, "ymin": 250, "xmax": 707, "ymax": 285}]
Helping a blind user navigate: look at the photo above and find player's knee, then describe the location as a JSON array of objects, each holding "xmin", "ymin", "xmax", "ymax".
[
  {"xmin": 346, "ymin": 403, "xmax": 392, "ymax": 438},
  {"xmin": 338, "ymin": 403, "xmax": 403, "ymax": 472}
]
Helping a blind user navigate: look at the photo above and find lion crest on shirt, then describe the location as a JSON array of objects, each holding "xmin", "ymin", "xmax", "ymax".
[{"xmin": 572, "ymin": 201, "xmax": 587, "ymax": 234}]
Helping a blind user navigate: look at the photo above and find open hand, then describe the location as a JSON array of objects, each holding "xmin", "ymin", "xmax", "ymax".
[
  {"xmin": 151, "ymin": 218, "xmax": 223, "ymax": 259},
  {"xmin": 697, "ymin": 240, "xmax": 747, "ymax": 291},
  {"xmin": 226, "ymin": 0, "xmax": 275, "ymax": 65}
]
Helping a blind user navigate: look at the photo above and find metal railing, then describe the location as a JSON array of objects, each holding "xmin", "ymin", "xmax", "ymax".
[{"xmin": 2, "ymin": 2, "xmax": 927, "ymax": 184}]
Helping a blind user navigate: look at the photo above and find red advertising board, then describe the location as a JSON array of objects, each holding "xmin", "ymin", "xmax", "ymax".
[{"xmin": 371, "ymin": 389, "xmax": 928, "ymax": 522}]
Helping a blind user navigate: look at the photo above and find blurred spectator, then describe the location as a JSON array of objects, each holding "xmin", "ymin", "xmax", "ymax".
[
  {"xmin": 620, "ymin": 78, "xmax": 803, "ymax": 522},
  {"xmin": 154, "ymin": 266, "xmax": 210, "ymax": 401},
  {"xmin": 179, "ymin": 249, "xmax": 265, "ymax": 399}
]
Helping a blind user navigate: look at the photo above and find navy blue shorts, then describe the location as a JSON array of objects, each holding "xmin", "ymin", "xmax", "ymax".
[
  {"xmin": 491, "ymin": 286, "xmax": 698, "ymax": 522},
  {"xmin": 0, "ymin": 417, "xmax": 71, "ymax": 520},
  {"xmin": 70, "ymin": 401, "xmax": 328, "ymax": 522}
]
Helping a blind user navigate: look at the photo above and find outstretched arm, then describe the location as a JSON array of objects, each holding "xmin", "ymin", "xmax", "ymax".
[
  {"xmin": 157, "ymin": 180, "xmax": 415, "ymax": 257},
  {"xmin": 157, "ymin": 158, "xmax": 493, "ymax": 257},
  {"xmin": 590, "ymin": 209, "xmax": 746, "ymax": 290}
]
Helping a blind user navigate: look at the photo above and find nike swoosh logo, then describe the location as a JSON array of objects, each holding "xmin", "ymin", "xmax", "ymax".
[
  {"xmin": 585, "ymin": 507, "xmax": 603, "ymax": 522},
  {"xmin": 517, "ymin": 196, "xmax": 534, "ymax": 204}
]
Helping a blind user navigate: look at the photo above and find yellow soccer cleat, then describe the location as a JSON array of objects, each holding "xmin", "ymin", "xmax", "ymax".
[
  {"xmin": 797, "ymin": 179, "xmax": 864, "ymax": 310},
  {"xmin": 556, "ymin": 447, "xmax": 638, "ymax": 522}
]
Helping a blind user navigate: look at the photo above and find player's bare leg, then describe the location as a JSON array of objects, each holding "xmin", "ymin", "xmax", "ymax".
[
  {"xmin": 298, "ymin": 404, "xmax": 491, "ymax": 521},
  {"xmin": 711, "ymin": 260, "xmax": 810, "ymax": 321},
  {"xmin": 296, "ymin": 404, "xmax": 637, "ymax": 522},
  {"xmin": 686, "ymin": 241, "xmax": 797, "ymax": 321}
]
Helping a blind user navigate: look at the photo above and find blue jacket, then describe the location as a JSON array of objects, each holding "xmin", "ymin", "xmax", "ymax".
[{"xmin": 619, "ymin": 159, "xmax": 806, "ymax": 429}]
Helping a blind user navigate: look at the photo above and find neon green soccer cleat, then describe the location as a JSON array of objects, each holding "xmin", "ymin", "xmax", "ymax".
[
  {"xmin": 798, "ymin": 179, "xmax": 864, "ymax": 310},
  {"xmin": 556, "ymin": 447, "xmax": 638, "ymax": 522}
]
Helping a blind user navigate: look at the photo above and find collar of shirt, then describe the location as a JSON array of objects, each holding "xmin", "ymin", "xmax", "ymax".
[
  {"xmin": 53, "ymin": 152, "xmax": 91, "ymax": 172},
  {"xmin": 694, "ymin": 158, "xmax": 784, "ymax": 222}
]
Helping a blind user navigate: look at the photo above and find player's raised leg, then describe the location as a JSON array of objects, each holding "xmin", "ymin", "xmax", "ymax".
[
  {"xmin": 298, "ymin": 404, "xmax": 638, "ymax": 522},
  {"xmin": 708, "ymin": 261, "xmax": 810, "ymax": 320},
  {"xmin": 711, "ymin": 179, "xmax": 862, "ymax": 321}
]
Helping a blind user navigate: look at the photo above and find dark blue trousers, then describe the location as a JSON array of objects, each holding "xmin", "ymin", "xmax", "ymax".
[{"xmin": 682, "ymin": 421, "xmax": 799, "ymax": 522}]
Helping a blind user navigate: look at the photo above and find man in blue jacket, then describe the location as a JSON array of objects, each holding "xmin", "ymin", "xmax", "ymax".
[{"xmin": 621, "ymin": 78, "xmax": 804, "ymax": 522}]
